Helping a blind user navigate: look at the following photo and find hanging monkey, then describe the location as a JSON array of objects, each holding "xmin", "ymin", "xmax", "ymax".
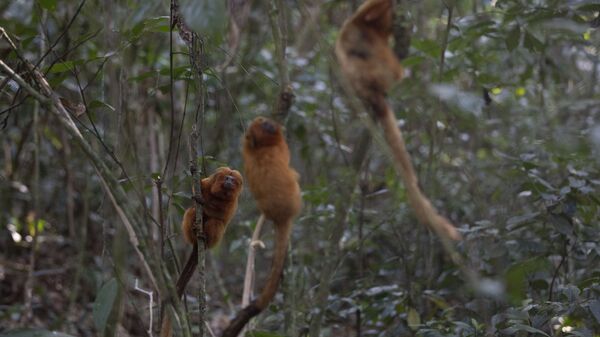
[
  {"xmin": 335, "ymin": 0, "xmax": 461, "ymax": 241},
  {"xmin": 221, "ymin": 116, "xmax": 302, "ymax": 337}
]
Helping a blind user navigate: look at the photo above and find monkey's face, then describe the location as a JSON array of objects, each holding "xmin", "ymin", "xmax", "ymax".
[
  {"xmin": 245, "ymin": 116, "xmax": 283, "ymax": 148},
  {"xmin": 211, "ymin": 167, "xmax": 243, "ymax": 199}
]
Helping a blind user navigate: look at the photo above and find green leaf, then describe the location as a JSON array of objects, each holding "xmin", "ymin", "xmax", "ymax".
[
  {"xmin": 47, "ymin": 60, "xmax": 84, "ymax": 74},
  {"xmin": 524, "ymin": 31, "xmax": 544, "ymax": 52},
  {"xmin": 179, "ymin": 0, "xmax": 226, "ymax": 40},
  {"xmin": 506, "ymin": 212, "xmax": 539, "ymax": 230},
  {"xmin": 407, "ymin": 307, "xmax": 421, "ymax": 330},
  {"xmin": 506, "ymin": 25, "xmax": 521, "ymax": 51},
  {"xmin": 504, "ymin": 324, "xmax": 550, "ymax": 336},
  {"xmin": 93, "ymin": 278, "xmax": 119, "ymax": 333},
  {"xmin": 411, "ymin": 38, "xmax": 442, "ymax": 59},
  {"xmin": 505, "ymin": 257, "xmax": 551, "ymax": 303},
  {"xmin": 549, "ymin": 214, "xmax": 572, "ymax": 236},
  {"xmin": 400, "ymin": 55, "xmax": 426, "ymax": 67},
  {"xmin": 577, "ymin": 3, "xmax": 600, "ymax": 12},
  {"xmin": 38, "ymin": 0, "xmax": 57, "ymax": 11},
  {"xmin": 88, "ymin": 100, "xmax": 115, "ymax": 111},
  {"xmin": 0, "ymin": 329, "xmax": 76, "ymax": 337},
  {"xmin": 130, "ymin": 16, "xmax": 170, "ymax": 39}
]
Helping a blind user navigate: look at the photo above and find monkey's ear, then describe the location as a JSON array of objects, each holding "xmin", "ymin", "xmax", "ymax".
[{"xmin": 232, "ymin": 170, "xmax": 243, "ymax": 184}]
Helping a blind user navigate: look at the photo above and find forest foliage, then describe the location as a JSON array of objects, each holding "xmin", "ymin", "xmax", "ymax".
[{"xmin": 1, "ymin": 0, "xmax": 600, "ymax": 336}]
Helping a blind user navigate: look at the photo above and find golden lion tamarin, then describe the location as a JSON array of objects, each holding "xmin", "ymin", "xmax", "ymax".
[
  {"xmin": 176, "ymin": 167, "xmax": 243, "ymax": 296},
  {"xmin": 335, "ymin": 0, "xmax": 403, "ymax": 111},
  {"xmin": 222, "ymin": 117, "xmax": 302, "ymax": 337},
  {"xmin": 336, "ymin": 0, "xmax": 461, "ymax": 241},
  {"xmin": 161, "ymin": 167, "xmax": 243, "ymax": 337}
]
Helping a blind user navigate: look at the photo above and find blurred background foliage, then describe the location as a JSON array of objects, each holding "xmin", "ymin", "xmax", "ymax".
[{"xmin": 1, "ymin": 0, "xmax": 599, "ymax": 336}]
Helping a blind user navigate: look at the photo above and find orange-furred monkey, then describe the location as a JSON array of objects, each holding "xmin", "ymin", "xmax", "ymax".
[
  {"xmin": 335, "ymin": 0, "xmax": 403, "ymax": 112},
  {"xmin": 335, "ymin": 0, "xmax": 461, "ymax": 242},
  {"xmin": 222, "ymin": 117, "xmax": 301, "ymax": 337},
  {"xmin": 161, "ymin": 167, "xmax": 243, "ymax": 337},
  {"xmin": 177, "ymin": 166, "xmax": 243, "ymax": 295}
]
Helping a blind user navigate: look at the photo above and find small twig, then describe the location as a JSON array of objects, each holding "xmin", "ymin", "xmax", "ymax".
[
  {"xmin": 135, "ymin": 278, "xmax": 155, "ymax": 337},
  {"xmin": 155, "ymin": 175, "xmax": 165, "ymax": 332},
  {"xmin": 205, "ymin": 321, "xmax": 217, "ymax": 337},
  {"xmin": 240, "ymin": 215, "xmax": 267, "ymax": 337},
  {"xmin": 163, "ymin": 0, "xmax": 177, "ymax": 179},
  {"xmin": 156, "ymin": 177, "xmax": 165, "ymax": 258},
  {"xmin": 242, "ymin": 214, "xmax": 266, "ymax": 308}
]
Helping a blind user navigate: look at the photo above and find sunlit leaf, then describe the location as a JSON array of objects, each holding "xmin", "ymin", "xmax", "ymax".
[{"xmin": 407, "ymin": 308, "xmax": 421, "ymax": 330}]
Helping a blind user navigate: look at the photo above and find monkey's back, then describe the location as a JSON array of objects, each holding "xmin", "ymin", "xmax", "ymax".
[{"xmin": 243, "ymin": 146, "xmax": 301, "ymax": 225}]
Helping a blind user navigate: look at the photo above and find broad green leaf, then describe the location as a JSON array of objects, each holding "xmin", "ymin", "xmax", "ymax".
[
  {"xmin": 505, "ymin": 257, "xmax": 551, "ymax": 303},
  {"xmin": 93, "ymin": 278, "xmax": 119, "ymax": 333}
]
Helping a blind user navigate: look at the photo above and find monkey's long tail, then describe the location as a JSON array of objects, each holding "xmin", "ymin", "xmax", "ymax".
[
  {"xmin": 374, "ymin": 98, "xmax": 461, "ymax": 242},
  {"xmin": 221, "ymin": 220, "xmax": 292, "ymax": 337},
  {"xmin": 159, "ymin": 244, "xmax": 198, "ymax": 337},
  {"xmin": 176, "ymin": 244, "xmax": 198, "ymax": 297}
]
